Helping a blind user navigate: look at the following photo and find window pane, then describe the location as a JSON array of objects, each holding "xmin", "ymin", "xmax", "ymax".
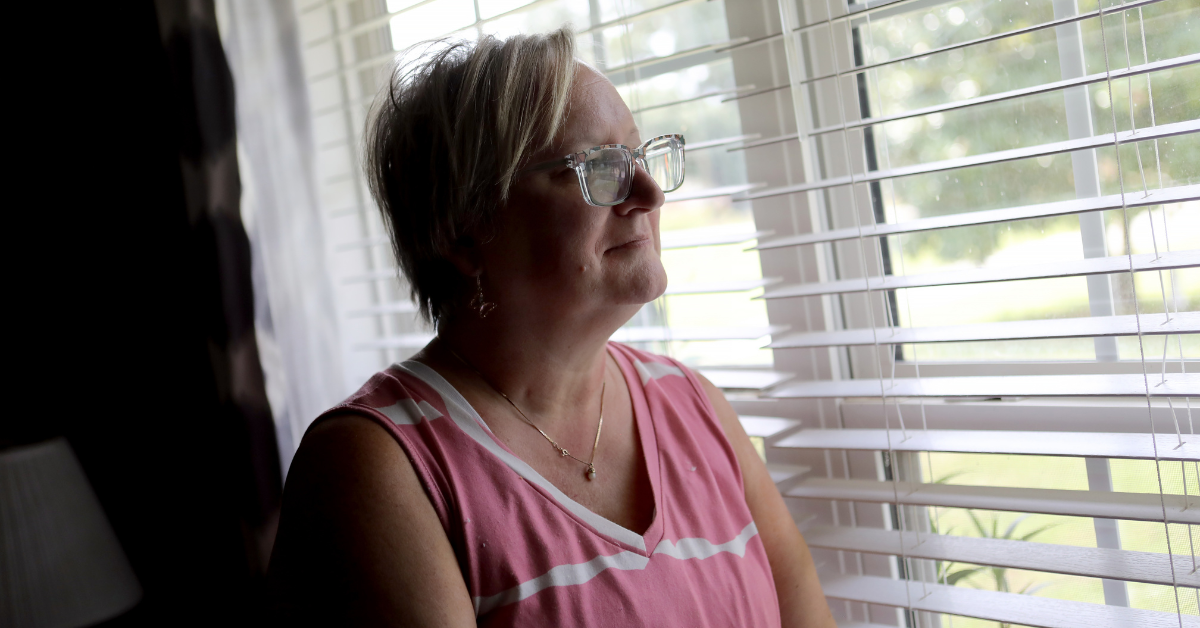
[{"xmin": 852, "ymin": 0, "xmax": 1200, "ymax": 362}]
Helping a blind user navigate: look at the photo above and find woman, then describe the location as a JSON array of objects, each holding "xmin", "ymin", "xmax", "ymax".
[{"xmin": 268, "ymin": 28, "xmax": 835, "ymax": 627}]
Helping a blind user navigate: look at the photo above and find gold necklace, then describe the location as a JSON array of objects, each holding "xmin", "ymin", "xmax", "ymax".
[{"xmin": 442, "ymin": 341, "xmax": 606, "ymax": 481}]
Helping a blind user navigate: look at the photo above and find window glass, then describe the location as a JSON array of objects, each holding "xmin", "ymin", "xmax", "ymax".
[{"xmin": 851, "ymin": 0, "xmax": 1200, "ymax": 362}]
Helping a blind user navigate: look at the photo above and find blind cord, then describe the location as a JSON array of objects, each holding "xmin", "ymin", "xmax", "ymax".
[
  {"xmin": 1096, "ymin": 0, "xmax": 1185, "ymax": 621},
  {"xmin": 807, "ymin": 0, "xmax": 919, "ymax": 617}
]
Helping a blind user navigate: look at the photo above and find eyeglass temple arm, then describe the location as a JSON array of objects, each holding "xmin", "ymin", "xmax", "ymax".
[{"xmin": 520, "ymin": 156, "xmax": 573, "ymax": 175}]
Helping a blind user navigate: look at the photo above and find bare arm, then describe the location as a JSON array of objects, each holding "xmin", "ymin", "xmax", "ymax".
[
  {"xmin": 697, "ymin": 375, "xmax": 837, "ymax": 628},
  {"xmin": 267, "ymin": 414, "xmax": 477, "ymax": 627}
]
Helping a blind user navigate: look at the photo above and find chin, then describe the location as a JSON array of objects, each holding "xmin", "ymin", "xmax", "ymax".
[{"xmin": 620, "ymin": 258, "xmax": 669, "ymax": 304}]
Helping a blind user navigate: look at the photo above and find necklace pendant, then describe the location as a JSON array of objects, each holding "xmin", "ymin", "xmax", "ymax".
[
  {"xmin": 586, "ymin": 465, "xmax": 596, "ymax": 481},
  {"xmin": 560, "ymin": 448, "xmax": 569, "ymax": 457}
]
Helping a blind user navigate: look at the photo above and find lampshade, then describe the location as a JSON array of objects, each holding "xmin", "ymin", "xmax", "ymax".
[{"xmin": 0, "ymin": 438, "xmax": 142, "ymax": 628}]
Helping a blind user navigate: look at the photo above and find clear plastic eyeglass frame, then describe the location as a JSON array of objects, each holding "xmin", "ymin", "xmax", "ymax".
[{"xmin": 524, "ymin": 134, "xmax": 685, "ymax": 207}]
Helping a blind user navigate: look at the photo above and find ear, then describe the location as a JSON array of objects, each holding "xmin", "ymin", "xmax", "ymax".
[{"xmin": 444, "ymin": 235, "xmax": 483, "ymax": 279}]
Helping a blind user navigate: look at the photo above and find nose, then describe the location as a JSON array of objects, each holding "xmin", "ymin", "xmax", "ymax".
[{"xmin": 613, "ymin": 159, "xmax": 665, "ymax": 216}]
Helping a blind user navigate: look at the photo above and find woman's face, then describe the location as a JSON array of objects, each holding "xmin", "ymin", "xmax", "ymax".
[{"xmin": 478, "ymin": 64, "xmax": 668, "ymax": 324}]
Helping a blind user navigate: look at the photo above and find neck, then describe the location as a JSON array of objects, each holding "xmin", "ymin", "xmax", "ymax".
[{"xmin": 425, "ymin": 303, "xmax": 638, "ymax": 431}]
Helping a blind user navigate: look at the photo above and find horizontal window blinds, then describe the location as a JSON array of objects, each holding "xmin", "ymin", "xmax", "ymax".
[{"xmin": 725, "ymin": 0, "xmax": 1198, "ymax": 623}]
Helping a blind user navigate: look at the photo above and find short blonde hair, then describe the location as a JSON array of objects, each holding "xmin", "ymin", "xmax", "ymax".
[{"xmin": 365, "ymin": 29, "xmax": 578, "ymax": 323}]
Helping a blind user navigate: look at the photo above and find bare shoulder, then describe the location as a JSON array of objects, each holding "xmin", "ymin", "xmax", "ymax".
[
  {"xmin": 268, "ymin": 413, "xmax": 475, "ymax": 627},
  {"xmin": 279, "ymin": 414, "xmax": 424, "ymax": 538},
  {"xmin": 286, "ymin": 413, "xmax": 416, "ymax": 504}
]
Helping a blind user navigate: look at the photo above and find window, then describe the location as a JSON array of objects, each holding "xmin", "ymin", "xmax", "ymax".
[{"xmin": 726, "ymin": 0, "xmax": 1199, "ymax": 624}]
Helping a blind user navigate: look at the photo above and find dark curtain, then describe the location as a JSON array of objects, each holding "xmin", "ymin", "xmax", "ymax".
[{"xmin": 13, "ymin": 1, "xmax": 282, "ymax": 626}]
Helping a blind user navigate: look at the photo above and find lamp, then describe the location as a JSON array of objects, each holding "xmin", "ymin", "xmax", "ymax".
[{"xmin": 0, "ymin": 438, "xmax": 142, "ymax": 628}]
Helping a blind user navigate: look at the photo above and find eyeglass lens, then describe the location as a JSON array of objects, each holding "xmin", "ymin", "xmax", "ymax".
[
  {"xmin": 583, "ymin": 148, "xmax": 632, "ymax": 205},
  {"xmin": 581, "ymin": 137, "xmax": 684, "ymax": 205},
  {"xmin": 641, "ymin": 137, "xmax": 683, "ymax": 194}
]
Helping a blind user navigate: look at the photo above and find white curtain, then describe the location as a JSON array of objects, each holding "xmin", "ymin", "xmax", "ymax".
[{"xmin": 216, "ymin": 0, "xmax": 344, "ymax": 474}]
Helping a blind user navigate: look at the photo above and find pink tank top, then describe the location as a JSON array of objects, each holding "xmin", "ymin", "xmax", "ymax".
[{"xmin": 315, "ymin": 342, "xmax": 780, "ymax": 626}]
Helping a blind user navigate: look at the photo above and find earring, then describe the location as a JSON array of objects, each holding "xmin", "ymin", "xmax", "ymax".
[{"xmin": 469, "ymin": 275, "xmax": 496, "ymax": 318}]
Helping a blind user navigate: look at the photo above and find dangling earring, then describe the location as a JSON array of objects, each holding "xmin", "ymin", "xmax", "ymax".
[{"xmin": 469, "ymin": 275, "xmax": 496, "ymax": 318}]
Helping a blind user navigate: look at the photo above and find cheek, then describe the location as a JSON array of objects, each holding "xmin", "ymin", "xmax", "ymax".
[
  {"xmin": 538, "ymin": 217, "xmax": 608, "ymax": 274},
  {"xmin": 507, "ymin": 187, "xmax": 607, "ymax": 273}
]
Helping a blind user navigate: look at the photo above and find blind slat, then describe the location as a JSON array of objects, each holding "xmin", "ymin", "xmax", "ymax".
[
  {"xmin": 740, "ymin": 119, "xmax": 1200, "ymax": 201},
  {"xmin": 349, "ymin": 365, "xmax": 792, "ymax": 388},
  {"xmin": 631, "ymin": 86, "xmax": 757, "ymax": 114},
  {"xmin": 739, "ymin": 415, "xmax": 802, "ymax": 439},
  {"xmin": 608, "ymin": 325, "xmax": 785, "ymax": 342},
  {"xmin": 766, "ymin": 373, "xmax": 1200, "ymax": 399},
  {"xmin": 700, "ymin": 369, "xmax": 793, "ymax": 390},
  {"xmin": 756, "ymin": 183, "xmax": 1199, "ymax": 250},
  {"xmin": 665, "ymin": 183, "xmax": 765, "ymax": 203},
  {"xmin": 727, "ymin": 131, "xmax": 800, "ymax": 152},
  {"xmin": 602, "ymin": 38, "xmax": 748, "ymax": 77},
  {"xmin": 769, "ymin": 311, "xmax": 1200, "ymax": 348},
  {"xmin": 666, "ymin": 278, "xmax": 780, "ymax": 295},
  {"xmin": 661, "ymin": 228, "xmax": 771, "ymax": 249},
  {"xmin": 773, "ymin": 428, "xmax": 1200, "ymax": 460},
  {"xmin": 820, "ymin": 574, "xmax": 1198, "ymax": 628},
  {"xmin": 761, "ymin": 249, "xmax": 1199, "ymax": 299},
  {"xmin": 682, "ymin": 134, "xmax": 762, "ymax": 152},
  {"xmin": 721, "ymin": 83, "xmax": 790, "ymax": 102},
  {"xmin": 786, "ymin": 478, "xmax": 1200, "ymax": 523},
  {"xmin": 805, "ymin": 525, "xmax": 1197, "ymax": 588}
]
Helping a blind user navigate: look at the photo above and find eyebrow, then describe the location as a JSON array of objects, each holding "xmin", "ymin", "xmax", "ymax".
[
  {"xmin": 524, "ymin": 124, "xmax": 648, "ymax": 174},
  {"xmin": 577, "ymin": 126, "xmax": 642, "ymax": 150}
]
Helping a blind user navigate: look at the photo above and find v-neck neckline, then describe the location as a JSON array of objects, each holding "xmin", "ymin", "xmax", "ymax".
[{"xmin": 398, "ymin": 345, "xmax": 664, "ymax": 555}]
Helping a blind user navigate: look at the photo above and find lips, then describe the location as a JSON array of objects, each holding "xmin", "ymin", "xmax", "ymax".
[{"xmin": 607, "ymin": 235, "xmax": 653, "ymax": 252}]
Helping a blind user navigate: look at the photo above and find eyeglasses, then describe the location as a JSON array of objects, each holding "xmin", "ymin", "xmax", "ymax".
[{"xmin": 524, "ymin": 134, "xmax": 685, "ymax": 206}]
